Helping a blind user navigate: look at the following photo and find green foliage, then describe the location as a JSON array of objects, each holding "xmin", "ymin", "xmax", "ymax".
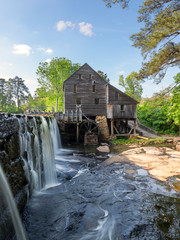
[
  {"xmin": 97, "ymin": 70, "xmax": 110, "ymax": 83},
  {"xmin": 36, "ymin": 57, "xmax": 81, "ymax": 112},
  {"xmin": 119, "ymin": 72, "xmax": 144, "ymax": 101},
  {"xmin": 0, "ymin": 77, "xmax": 29, "ymax": 113},
  {"xmin": 167, "ymin": 73, "xmax": 180, "ymax": 132},
  {"xmin": 137, "ymin": 74, "xmax": 180, "ymax": 136},
  {"xmin": 104, "ymin": 0, "xmax": 180, "ymax": 82},
  {"xmin": 10, "ymin": 76, "xmax": 29, "ymax": 109},
  {"xmin": 112, "ymin": 137, "xmax": 166, "ymax": 145},
  {"xmin": 103, "ymin": 0, "xmax": 129, "ymax": 8}
]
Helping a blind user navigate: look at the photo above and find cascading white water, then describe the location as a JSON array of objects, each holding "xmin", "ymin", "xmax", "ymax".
[
  {"xmin": 33, "ymin": 117, "xmax": 42, "ymax": 190},
  {"xmin": 0, "ymin": 164, "xmax": 27, "ymax": 240},
  {"xmin": 18, "ymin": 116, "xmax": 59, "ymax": 191},
  {"xmin": 50, "ymin": 117, "xmax": 62, "ymax": 155},
  {"xmin": 18, "ymin": 117, "xmax": 39, "ymax": 191},
  {"xmin": 40, "ymin": 117, "xmax": 57, "ymax": 187}
]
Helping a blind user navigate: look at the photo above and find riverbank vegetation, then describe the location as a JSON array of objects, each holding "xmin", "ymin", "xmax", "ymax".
[
  {"xmin": 112, "ymin": 137, "xmax": 170, "ymax": 146},
  {"xmin": 138, "ymin": 73, "xmax": 180, "ymax": 136}
]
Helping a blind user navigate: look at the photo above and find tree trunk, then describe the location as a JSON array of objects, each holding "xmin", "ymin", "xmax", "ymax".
[
  {"xmin": 17, "ymin": 98, "xmax": 19, "ymax": 109},
  {"xmin": 179, "ymin": 126, "xmax": 180, "ymax": 137},
  {"xmin": 56, "ymin": 97, "xmax": 58, "ymax": 112}
]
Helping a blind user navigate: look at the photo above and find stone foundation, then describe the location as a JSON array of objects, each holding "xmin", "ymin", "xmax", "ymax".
[{"xmin": 95, "ymin": 116, "xmax": 109, "ymax": 140}]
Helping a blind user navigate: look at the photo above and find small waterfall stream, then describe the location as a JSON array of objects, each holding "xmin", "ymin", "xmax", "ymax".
[
  {"xmin": 40, "ymin": 117, "xmax": 58, "ymax": 188},
  {"xmin": 0, "ymin": 164, "xmax": 27, "ymax": 240}
]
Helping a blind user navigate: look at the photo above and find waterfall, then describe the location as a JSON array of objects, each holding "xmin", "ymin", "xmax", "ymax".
[
  {"xmin": 18, "ymin": 116, "xmax": 58, "ymax": 191},
  {"xmin": 0, "ymin": 164, "xmax": 27, "ymax": 240},
  {"xmin": 50, "ymin": 117, "xmax": 62, "ymax": 155},
  {"xmin": 41, "ymin": 117, "xmax": 57, "ymax": 188}
]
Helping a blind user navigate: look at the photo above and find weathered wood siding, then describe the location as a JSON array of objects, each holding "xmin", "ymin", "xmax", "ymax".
[
  {"xmin": 108, "ymin": 84, "xmax": 138, "ymax": 105},
  {"xmin": 64, "ymin": 64, "xmax": 107, "ymax": 117},
  {"xmin": 107, "ymin": 104, "xmax": 137, "ymax": 119},
  {"xmin": 107, "ymin": 84, "xmax": 138, "ymax": 119}
]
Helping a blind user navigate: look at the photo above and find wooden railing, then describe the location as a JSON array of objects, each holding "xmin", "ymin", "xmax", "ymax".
[
  {"xmin": 54, "ymin": 109, "xmax": 82, "ymax": 123},
  {"xmin": 25, "ymin": 106, "xmax": 54, "ymax": 115}
]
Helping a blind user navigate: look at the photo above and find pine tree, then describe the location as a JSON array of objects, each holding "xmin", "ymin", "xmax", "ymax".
[
  {"xmin": 103, "ymin": 0, "xmax": 180, "ymax": 82},
  {"xmin": 10, "ymin": 76, "xmax": 29, "ymax": 109}
]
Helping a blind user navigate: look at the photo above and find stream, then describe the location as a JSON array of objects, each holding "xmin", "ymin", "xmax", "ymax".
[{"xmin": 23, "ymin": 146, "xmax": 180, "ymax": 240}]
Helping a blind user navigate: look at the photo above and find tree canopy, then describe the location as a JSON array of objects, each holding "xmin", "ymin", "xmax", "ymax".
[
  {"xmin": 97, "ymin": 70, "xmax": 110, "ymax": 82},
  {"xmin": 167, "ymin": 73, "xmax": 180, "ymax": 135},
  {"xmin": 138, "ymin": 72, "xmax": 180, "ymax": 136},
  {"xmin": 0, "ymin": 77, "xmax": 29, "ymax": 112},
  {"xmin": 119, "ymin": 71, "xmax": 144, "ymax": 101},
  {"xmin": 36, "ymin": 57, "xmax": 81, "ymax": 112},
  {"xmin": 103, "ymin": 0, "xmax": 180, "ymax": 82}
]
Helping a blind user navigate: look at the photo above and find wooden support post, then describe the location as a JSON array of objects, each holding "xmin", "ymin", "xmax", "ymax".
[
  {"xmin": 134, "ymin": 119, "xmax": 137, "ymax": 135},
  {"xmin": 76, "ymin": 123, "xmax": 80, "ymax": 143},
  {"xmin": 125, "ymin": 120, "xmax": 128, "ymax": 133},
  {"xmin": 67, "ymin": 110, "xmax": 69, "ymax": 122},
  {"xmin": 111, "ymin": 119, "xmax": 114, "ymax": 136}
]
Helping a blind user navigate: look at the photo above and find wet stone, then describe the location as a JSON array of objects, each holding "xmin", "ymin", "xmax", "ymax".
[{"xmin": 124, "ymin": 169, "xmax": 136, "ymax": 174}]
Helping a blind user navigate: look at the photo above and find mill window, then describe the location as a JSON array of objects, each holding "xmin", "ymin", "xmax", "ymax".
[
  {"xmin": 76, "ymin": 98, "xmax": 81, "ymax": 104},
  {"xmin": 74, "ymin": 84, "xmax": 77, "ymax": 93},
  {"xmin": 115, "ymin": 92, "xmax": 119, "ymax": 100},
  {"xmin": 89, "ymin": 74, "xmax": 92, "ymax": 80},
  {"xmin": 79, "ymin": 74, "xmax": 82, "ymax": 79},
  {"xmin": 120, "ymin": 105, "xmax": 124, "ymax": 111},
  {"xmin": 95, "ymin": 98, "xmax": 99, "ymax": 104}
]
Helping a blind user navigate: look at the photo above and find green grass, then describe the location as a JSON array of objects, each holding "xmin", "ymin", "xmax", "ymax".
[{"xmin": 112, "ymin": 137, "xmax": 166, "ymax": 145}]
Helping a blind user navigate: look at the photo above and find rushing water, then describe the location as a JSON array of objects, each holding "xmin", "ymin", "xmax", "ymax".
[
  {"xmin": 23, "ymin": 146, "xmax": 180, "ymax": 240},
  {"xmin": 0, "ymin": 116, "xmax": 59, "ymax": 240},
  {"xmin": 0, "ymin": 164, "xmax": 27, "ymax": 240},
  {"xmin": 1, "ymin": 115, "xmax": 180, "ymax": 239},
  {"xmin": 18, "ymin": 116, "xmax": 57, "ymax": 190}
]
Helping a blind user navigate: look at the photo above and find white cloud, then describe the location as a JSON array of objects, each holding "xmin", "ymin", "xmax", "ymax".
[
  {"xmin": 12, "ymin": 44, "xmax": 31, "ymax": 56},
  {"xmin": 46, "ymin": 48, "xmax": 53, "ymax": 54},
  {"xmin": 79, "ymin": 22, "xmax": 94, "ymax": 37},
  {"xmin": 56, "ymin": 20, "xmax": 75, "ymax": 32},
  {"xmin": 118, "ymin": 71, "xmax": 125, "ymax": 76},
  {"xmin": 38, "ymin": 47, "xmax": 53, "ymax": 54},
  {"xmin": 45, "ymin": 58, "xmax": 51, "ymax": 63}
]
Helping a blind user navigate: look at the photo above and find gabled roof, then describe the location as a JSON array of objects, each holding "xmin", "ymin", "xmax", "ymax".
[
  {"xmin": 63, "ymin": 63, "xmax": 108, "ymax": 85},
  {"xmin": 63, "ymin": 62, "xmax": 138, "ymax": 104},
  {"xmin": 108, "ymin": 84, "xmax": 139, "ymax": 104}
]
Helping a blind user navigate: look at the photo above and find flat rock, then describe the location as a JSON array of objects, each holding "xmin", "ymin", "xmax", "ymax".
[{"xmin": 103, "ymin": 146, "xmax": 180, "ymax": 184}]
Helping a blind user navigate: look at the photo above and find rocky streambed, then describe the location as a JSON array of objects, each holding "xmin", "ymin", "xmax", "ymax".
[{"xmin": 23, "ymin": 146, "xmax": 180, "ymax": 240}]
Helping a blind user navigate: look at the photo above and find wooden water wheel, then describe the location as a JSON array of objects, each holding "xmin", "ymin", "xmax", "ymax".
[{"xmin": 79, "ymin": 119, "xmax": 99, "ymax": 141}]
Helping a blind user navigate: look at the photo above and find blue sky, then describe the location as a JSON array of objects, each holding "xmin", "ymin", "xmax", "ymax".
[{"xmin": 0, "ymin": 0, "xmax": 179, "ymax": 97}]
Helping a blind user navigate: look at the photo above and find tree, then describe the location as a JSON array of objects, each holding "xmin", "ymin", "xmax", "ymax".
[
  {"xmin": 10, "ymin": 76, "xmax": 29, "ymax": 109},
  {"xmin": 36, "ymin": 57, "xmax": 81, "ymax": 112},
  {"xmin": 0, "ymin": 78, "xmax": 7, "ymax": 110},
  {"xmin": 5, "ymin": 79, "xmax": 15, "ymax": 110},
  {"xmin": 97, "ymin": 70, "xmax": 110, "ymax": 82},
  {"xmin": 103, "ymin": 0, "xmax": 180, "ymax": 82},
  {"xmin": 168, "ymin": 73, "xmax": 180, "ymax": 135},
  {"xmin": 119, "ymin": 71, "xmax": 144, "ymax": 101}
]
